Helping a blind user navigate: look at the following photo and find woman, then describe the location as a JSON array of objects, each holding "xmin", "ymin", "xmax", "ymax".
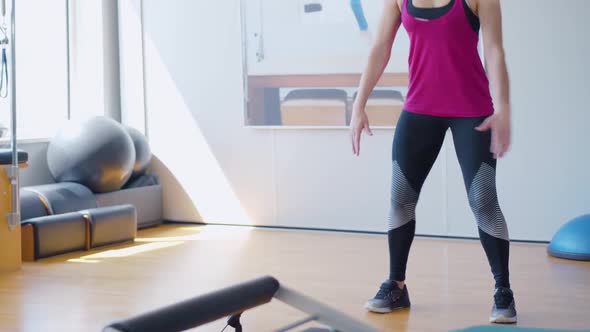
[{"xmin": 350, "ymin": 0, "xmax": 516, "ymax": 324}]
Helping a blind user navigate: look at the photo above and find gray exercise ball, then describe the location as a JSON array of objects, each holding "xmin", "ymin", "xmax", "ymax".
[
  {"xmin": 125, "ymin": 126, "xmax": 152, "ymax": 179},
  {"xmin": 47, "ymin": 116, "xmax": 136, "ymax": 193}
]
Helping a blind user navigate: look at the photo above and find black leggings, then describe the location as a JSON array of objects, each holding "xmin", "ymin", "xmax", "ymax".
[{"xmin": 388, "ymin": 111, "xmax": 510, "ymax": 288}]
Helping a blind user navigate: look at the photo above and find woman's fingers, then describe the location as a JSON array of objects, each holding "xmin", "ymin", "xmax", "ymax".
[
  {"xmin": 475, "ymin": 117, "xmax": 493, "ymax": 132},
  {"xmin": 495, "ymin": 123, "xmax": 511, "ymax": 159},
  {"xmin": 350, "ymin": 127, "xmax": 360, "ymax": 156},
  {"xmin": 364, "ymin": 122, "xmax": 373, "ymax": 136},
  {"xmin": 355, "ymin": 128, "xmax": 362, "ymax": 156},
  {"xmin": 491, "ymin": 126, "xmax": 500, "ymax": 159},
  {"xmin": 350, "ymin": 130, "xmax": 356, "ymax": 155},
  {"xmin": 350, "ymin": 112, "xmax": 371, "ymax": 156}
]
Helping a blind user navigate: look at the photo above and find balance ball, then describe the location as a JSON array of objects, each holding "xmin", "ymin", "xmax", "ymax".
[
  {"xmin": 548, "ymin": 214, "xmax": 590, "ymax": 261},
  {"xmin": 47, "ymin": 116, "xmax": 136, "ymax": 193},
  {"xmin": 125, "ymin": 126, "xmax": 152, "ymax": 179}
]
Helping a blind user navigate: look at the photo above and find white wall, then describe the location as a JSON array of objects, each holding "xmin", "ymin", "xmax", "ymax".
[
  {"xmin": 130, "ymin": 0, "xmax": 590, "ymax": 241},
  {"xmin": 245, "ymin": 0, "xmax": 410, "ymax": 74},
  {"xmin": 118, "ymin": 0, "xmax": 147, "ymax": 133},
  {"xmin": 0, "ymin": 0, "xmax": 69, "ymax": 139},
  {"xmin": 2, "ymin": 141, "xmax": 55, "ymax": 187},
  {"xmin": 243, "ymin": 0, "xmax": 484, "ymax": 76}
]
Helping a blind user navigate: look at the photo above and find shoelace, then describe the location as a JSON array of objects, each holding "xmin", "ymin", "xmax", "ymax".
[
  {"xmin": 494, "ymin": 289, "xmax": 513, "ymax": 308},
  {"xmin": 376, "ymin": 286, "xmax": 391, "ymax": 299},
  {"xmin": 376, "ymin": 283, "xmax": 401, "ymax": 301}
]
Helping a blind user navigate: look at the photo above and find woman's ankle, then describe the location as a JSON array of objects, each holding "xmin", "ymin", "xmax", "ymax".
[{"xmin": 395, "ymin": 280, "xmax": 405, "ymax": 289}]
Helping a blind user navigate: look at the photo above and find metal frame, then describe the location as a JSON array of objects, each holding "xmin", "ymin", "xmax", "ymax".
[
  {"xmin": 66, "ymin": 0, "xmax": 71, "ymax": 120},
  {"xmin": 5, "ymin": 0, "xmax": 19, "ymax": 231},
  {"xmin": 103, "ymin": 276, "xmax": 381, "ymax": 332},
  {"xmin": 3, "ymin": 0, "xmax": 72, "ymax": 230},
  {"xmin": 273, "ymin": 285, "xmax": 379, "ymax": 332}
]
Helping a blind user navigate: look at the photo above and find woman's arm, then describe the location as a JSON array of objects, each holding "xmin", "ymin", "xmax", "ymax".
[
  {"xmin": 474, "ymin": 0, "xmax": 512, "ymax": 159},
  {"xmin": 350, "ymin": 0, "xmax": 402, "ymax": 156},
  {"xmin": 480, "ymin": 0, "xmax": 510, "ymax": 114}
]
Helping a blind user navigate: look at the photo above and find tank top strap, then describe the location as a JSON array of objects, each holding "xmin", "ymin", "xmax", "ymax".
[{"xmin": 450, "ymin": 0, "xmax": 463, "ymax": 16}]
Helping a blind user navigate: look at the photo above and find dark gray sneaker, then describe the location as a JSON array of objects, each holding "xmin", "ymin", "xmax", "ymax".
[
  {"xmin": 490, "ymin": 287, "xmax": 517, "ymax": 324},
  {"xmin": 364, "ymin": 280, "xmax": 411, "ymax": 313}
]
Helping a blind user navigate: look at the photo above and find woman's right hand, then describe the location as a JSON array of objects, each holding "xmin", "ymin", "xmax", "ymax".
[
  {"xmin": 348, "ymin": 0, "xmax": 400, "ymax": 156},
  {"xmin": 350, "ymin": 104, "xmax": 373, "ymax": 156}
]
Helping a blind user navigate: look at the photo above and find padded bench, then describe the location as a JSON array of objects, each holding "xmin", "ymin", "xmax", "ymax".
[
  {"xmin": 20, "ymin": 182, "xmax": 138, "ymax": 261},
  {"xmin": 353, "ymin": 90, "xmax": 404, "ymax": 126},
  {"xmin": 22, "ymin": 182, "xmax": 97, "ymax": 215},
  {"xmin": 22, "ymin": 205, "xmax": 137, "ymax": 261},
  {"xmin": 22, "ymin": 181, "xmax": 162, "ymax": 229},
  {"xmin": 95, "ymin": 184, "xmax": 162, "ymax": 229},
  {"xmin": 21, "ymin": 212, "xmax": 87, "ymax": 260},
  {"xmin": 82, "ymin": 205, "xmax": 137, "ymax": 248},
  {"xmin": 20, "ymin": 189, "xmax": 49, "ymax": 221},
  {"xmin": 280, "ymin": 89, "xmax": 348, "ymax": 126}
]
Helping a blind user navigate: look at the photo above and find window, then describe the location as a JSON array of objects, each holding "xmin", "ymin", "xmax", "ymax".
[
  {"xmin": 0, "ymin": 1, "xmax": 140, "ymax": 140},
  {"xmin": 68, "ymin": 0, "xmax": 109, "ymax": 123},
  {"xmin": 0, "ymin": 0, "xmax": 69, "ymax": 139}
]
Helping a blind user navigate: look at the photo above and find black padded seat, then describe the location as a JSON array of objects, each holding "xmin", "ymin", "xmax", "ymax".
[
  {"xmin": 23, "ymin": 212, "xmax": 87, "ymax": 259},
  {"xmin": 0, "ymin": 148, "xmax": 28, "ymax": 165},
  {"xmin": 20, "ymin": 190, "xmax": 50, "ymax": 221},
  {"xmin": 284, "ymin": 89, "xmax": 348, "ymax": 101},
  {"xmin": 281, "ymin": 89, "xmax": 348, "ymax": 126},
  {"xmin": 353, "ymin": 89, "xmax": 403, "ymax": 100},
  {"xmin": 82, "ymin": 205, "xmax": 137, "ymax": 248},
  {"xmin": 22, "ymin": 182, "xmax": 97, "ymax": 215}
]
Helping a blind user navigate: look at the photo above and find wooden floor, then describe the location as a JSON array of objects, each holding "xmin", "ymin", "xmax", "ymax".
[{"xmin": 1, "ymin": 225, "xmax": 589, "ymax": 332}]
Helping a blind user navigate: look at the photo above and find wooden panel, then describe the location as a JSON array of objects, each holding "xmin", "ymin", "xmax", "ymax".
[
  {"xmin": 0, "ymin": 166, "xmax": 20, "ymax": 272},
  {"xmin": 1, "ymin": 225, "xmax": 589, "ymax": 331},
  {"xmin": 281, "ymin": 100, "xmax": 347, "ymax": 126},
  {"xmin": 83, "ymin": 214, "xmax": 91, "ymax": 251},
  {"xmin": 365, "ymin": 97, "xmax": 404, "ymax": 127},
  {"xmin": 20, "ymin": 224, "xmax": 35, "ymax": 262}
]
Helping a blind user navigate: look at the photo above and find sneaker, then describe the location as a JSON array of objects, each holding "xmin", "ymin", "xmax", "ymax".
[
  {"xmin": 364, "ymin": 280, "xmax": 411, "ymax": 313},
  {"xmin": 490, "ymin": 287, "xmax": 517, "ymax": 324}
]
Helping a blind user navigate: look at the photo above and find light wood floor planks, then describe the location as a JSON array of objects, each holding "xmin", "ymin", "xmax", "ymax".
[{"xmin": 0, "ymin": 224, "xmax": 589, "ymax": 332}]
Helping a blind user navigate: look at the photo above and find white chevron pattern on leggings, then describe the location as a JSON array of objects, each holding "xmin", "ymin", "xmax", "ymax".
[
  {"xmin": 388, "ymin": 161, "xmax": 419, "ymax": 230},
  {"xmin": 468, "ymin": 163, "xmax": 509, "ymax": 241}
]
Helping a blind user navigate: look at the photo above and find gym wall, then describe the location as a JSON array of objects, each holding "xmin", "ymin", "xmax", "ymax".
[
  {"xmin": 244, "ymin": 0, "xmax": 402, "ymax": 75},
  {"xmin": 122, "ymin": 0, "xmax": 590, "ymax": 241},
  {"xmin": 15, "ymin": 141, "xmax": 54, "ymax": 187}
]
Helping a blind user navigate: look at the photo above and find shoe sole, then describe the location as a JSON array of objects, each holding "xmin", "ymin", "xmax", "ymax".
[
  {"xmin": 364, "ymin": 303, "xmax": 410, "ymax": 314},
  {"xmin": 489, "ymin": 314, "xmax": 517, "ymax": 324}
]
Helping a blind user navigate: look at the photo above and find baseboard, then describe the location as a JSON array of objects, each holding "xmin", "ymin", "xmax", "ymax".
[{"xmin": 162, "ymin": 220, "xmax": 550, "ymax": 244}]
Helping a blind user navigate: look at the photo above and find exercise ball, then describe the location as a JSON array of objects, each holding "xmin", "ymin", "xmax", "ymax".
[
  {"xmin": 548, "ymin": 214, "xmax": 590, "ymax": 261},
  {"xmin": 125, "ymin": 126, "xmax": 152, "ymax": 179},
  {"xmin": 47, "ymin": 116, "xmax": 136, "ymax": 193}
]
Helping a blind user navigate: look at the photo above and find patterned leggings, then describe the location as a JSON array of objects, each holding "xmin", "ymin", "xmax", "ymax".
[{"xmin": 387, "ymin": 111, "xmax": 510, "ymax": 288}]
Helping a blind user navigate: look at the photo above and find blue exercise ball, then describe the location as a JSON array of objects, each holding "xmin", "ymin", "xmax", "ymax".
[
  {"xmin": 124, "ymin": 126, "xmax": 152, "ymax": 179},
  {"xmin": 548, "ymin": 214, "xmax": 590, "ymax": 261},
  {"xmin": 47, "ymin": 116, "xmax": 136, "ymax": 193}
]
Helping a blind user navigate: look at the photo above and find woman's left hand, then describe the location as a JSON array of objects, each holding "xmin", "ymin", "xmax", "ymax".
[{"xmin": 475, "ymin": 111, "xmax": 511, "ymax": 159}]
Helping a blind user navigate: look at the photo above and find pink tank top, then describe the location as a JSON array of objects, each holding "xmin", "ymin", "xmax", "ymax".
[{"xmin": 401, "ymin": 0, "xmax": 494, "ymax": 117}]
